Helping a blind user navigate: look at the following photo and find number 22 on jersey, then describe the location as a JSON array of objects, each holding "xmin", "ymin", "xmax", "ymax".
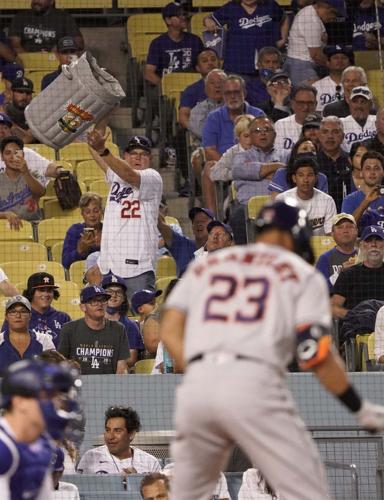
[
  {"xmin": 121, "ymin": 200, "xmax": 141, "ymax": 218},
  {"xmin": 204, "ymin": 275, "xmax": 270, "ymax": 322}
]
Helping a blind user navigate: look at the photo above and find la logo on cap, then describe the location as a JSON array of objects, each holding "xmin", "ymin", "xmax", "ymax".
[
  {"xmin": 111, "ymin": 276, "xmax": 117, "ymax": 283},
  {"xmin": 94, "ymin": 286, "xmax": 102, "ymax": 292}
]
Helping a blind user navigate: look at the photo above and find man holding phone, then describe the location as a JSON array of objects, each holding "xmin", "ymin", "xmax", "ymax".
[{"xmin": 0, "ymin": 135, "xmax": 45, "ymax": 226}]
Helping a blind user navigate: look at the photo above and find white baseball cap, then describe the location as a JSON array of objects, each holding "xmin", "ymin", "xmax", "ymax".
[
  {"xmin": 350, "ymin": 86, "xmax": 373, "ymax": 101},
  {"xmin": 332, "ymin": 213, "xmax": 356, "ymax": 227}
]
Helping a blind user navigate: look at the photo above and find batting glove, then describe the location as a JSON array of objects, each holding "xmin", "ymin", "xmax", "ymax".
[{"xmin": 356, "ymin": 401, "xmax": 384, "ymax": 432}]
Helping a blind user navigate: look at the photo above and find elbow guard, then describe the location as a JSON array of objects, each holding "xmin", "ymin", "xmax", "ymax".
[{"xmin": 296, "ymin": 324, "xmax": 332, "ymax": 370}]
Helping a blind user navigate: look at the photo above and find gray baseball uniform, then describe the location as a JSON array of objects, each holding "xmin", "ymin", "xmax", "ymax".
[{"xmin": 165, "ymin": 242, "xmax": 332, "ymax": 500}]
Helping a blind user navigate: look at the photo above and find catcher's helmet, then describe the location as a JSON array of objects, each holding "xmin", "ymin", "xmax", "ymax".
[
  {"xmin": 254, "ymin": 198, "xmax": 315, "ymax": 264},
  {"xmin": 1, "ymin": 359, "xmax": 81, "ymax": 440}
]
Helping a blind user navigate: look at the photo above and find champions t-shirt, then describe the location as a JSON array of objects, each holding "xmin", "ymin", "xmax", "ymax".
[{"xmin": 58, "ymin": 318, "xmax": 130, "ymax": 374}]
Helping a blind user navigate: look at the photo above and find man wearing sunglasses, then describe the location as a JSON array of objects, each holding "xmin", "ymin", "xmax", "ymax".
[
  {"xmin": 0, "ymin": 295, "xmax": 55, "ymax": 375},
  {"xmin": 41, "ymin": 36, "xmax": 82, "ymax": 91}
]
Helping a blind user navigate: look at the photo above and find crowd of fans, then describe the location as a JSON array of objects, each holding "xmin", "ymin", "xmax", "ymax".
[{"xmin": 2, "ymin": 0, "xmax": 384, "ymax": 497}]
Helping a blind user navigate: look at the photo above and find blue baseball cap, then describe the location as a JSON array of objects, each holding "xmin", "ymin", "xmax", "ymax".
[
  {"xmin": 360, "ymin": 225, "xmax": 384, "ymax": 241},
  {"xmin": 0, "ymin": 113, "xmax": 12, "ymax": 128},
  {"xmin": 131, "ymin": 289, "xmax": 162, "ymax": 314},
  {"xmin": 207, "ymin": 220, "xmax": 234, "ymax": 240},
  {"xmin": 188, "ymin": 207, "xmax": 215, "ymax": 222},
  {"xmin": 1, "ymin": 63, "xmax": 24, "ymax": 83},
  {"xmin": 162, "ymin": 2, "xmax": 188, "ymax": 19},
  {"xmin": 101, "ymin": 273, "xmax": 127, "ymax": 291},
  {"xmin": 80, "ymin": 285, "xmax": 111, "ymax": 304}
]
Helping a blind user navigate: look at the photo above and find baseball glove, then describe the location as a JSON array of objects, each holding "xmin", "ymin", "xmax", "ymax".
[{"xmin": 54, "ymin": 170, "xmax": 82, "ymax": 210}]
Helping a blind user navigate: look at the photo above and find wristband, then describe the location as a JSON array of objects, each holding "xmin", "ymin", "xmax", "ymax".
[
  {"xmin": 337, "ymin": 385, "xmax": 362, "ymax": 413},
  {"xmin": 99, "ymin": 148, "xmax": 110, "ymax": 157}
]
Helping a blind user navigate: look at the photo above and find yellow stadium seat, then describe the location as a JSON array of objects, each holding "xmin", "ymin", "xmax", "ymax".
[
  {"xmin": 164, "ymin": 215, "xmax": 180, "ymax": 227},
  {"xmin": 18, "ymin": 52, "xmax": 58, "ymax": 71},
  {"xmin": 190, "ymin": 12, "xmax": 212, "ymax": 37},
  {"xmin": 129, "ymin": 34, "xmax": 157, "ymax": 62},
  {"xmin": 69, "ymin": 260, "xmax": 86, "ymax": 288},
  {"xmin": 1, "ymin": 0, "xmax": 30, "ymax": 8},
  {"xmin": 88, "ymin": 180, "xmax": 110, "ymax": 197},
  {"xmin": 192, "ymin": 0, "xmax": 225, "ymax": 6},
  {"xmin": 38, "ymin": 216, "xmax": 81, "ymax": 248},
  {"xmin": 119, "ymin": 0, "xmax": 165, "ymax": 6},
  {"xmin": 246, "ymin": 195, "xmax": 271, "ymax": 220},
  {"xmin": 367, "ymin": 70, "xmax": 384, "ymax": 108},
  {"xmin": 75, "ymin": 160, "xmax": 105, "ymax": 186},
  {"xmin": 155, "ymin": 276, "xmax": 177, "ymax": 304},
  {"xmin": 24, "ymin": 71, "xmax": 49, "ymax": 95},
  {"xmin": 26, "ymin": 144, "xmax": 56, "ymax": 161},
  {"xmin": 0, "ymin": 242, "xmax": 47, "ymax": 266},
  {"xmin": 356, "ymin": 333, "xmax": 375, "ymax": 371},
  {"xmin": 134, "ymin": 359, "xmax": 155, "ymax": 374},
  {"xmin": 1, "ymin": 261, "xmax": 66, "ymax": 284},
  {"xmin": 0, "ymin": 220, "xmax": 34, "ymax": 242},
  {"xmin": 127, "ymin": 14, "xmax": 164, "ymax": 36},
  {"xmin": 156, "ymin": 256, "xmax": 177, "ymax": 280},
  {"xmin": 311, "ymin": 235, "xmax": 335, "ymax": 262},
  {"xmin": 56, "ymin": 0, "xmax": 112, "ymax": 7},
  {"xmin": 54, "ymin": 280, "xmax": 82, "ymax": 319},
  {"xmin": 354, "ymin": 51, "xmax": 380, "ymax": 71},
  {"xmin": 51, "ymin": 241, "xmax": 64, "ymax": 263},
  {"xmin": 43, "ymin": 201, "xmax": 81, "ymax": 219},
  {"xmin": 162, "ymin": 72, "xmax": 201, "ymax": 110},
  {"xmin": 59, "ymin": 142, "xmax": 119, "ymax": 166}
]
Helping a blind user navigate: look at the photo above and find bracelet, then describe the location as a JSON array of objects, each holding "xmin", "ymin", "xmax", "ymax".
[
  {"xmin": 337, "ymin": 385, "xmax": 362, "ymax": 413},
  {"xmin": 99, "ymin": 148, "xmax": 110, "ymax": 157}
]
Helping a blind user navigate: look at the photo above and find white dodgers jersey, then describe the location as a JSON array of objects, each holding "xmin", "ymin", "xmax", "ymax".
[
  {"xmin": 166, "ymin": 242, "xmax": 331, "ymax": 369},
  {"xmin": 99, "ymin": 168, "xmax": 162, "ymax": 277}
]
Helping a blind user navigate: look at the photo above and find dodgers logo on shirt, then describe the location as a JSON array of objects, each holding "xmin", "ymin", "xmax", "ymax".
[
  {"xmin": 345, "ymin": 130, "xmax": 376, "ymax": 145},
  {"xmin": 320, "ymin": 93, "xmax": 335, "ymax": 106},
  {"xmin": 109, "ymin": 182, "xmax": 133, "ymax": 204},
  {"xmin": 283, "ymin": 137, "xmax": 293, "ymax": 150},
  {"xmin": 239, "ymin": 15, "xmax": 272, "ymax": 29}
]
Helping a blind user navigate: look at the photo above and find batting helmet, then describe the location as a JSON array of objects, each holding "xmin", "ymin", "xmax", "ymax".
[
  {"xmin": 254, "ymin": 199, "xmax": 315, "ymax": 264},
  {"xmin": 1, "ymin": 359, "xmax": 82, "ymax": 440}
]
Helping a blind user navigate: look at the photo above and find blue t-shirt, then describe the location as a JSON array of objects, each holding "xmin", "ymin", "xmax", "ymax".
[
  {"xmin": 353, "ymin": 7, "xmax": 384, "ymax": 50},
  {"xmin": 268, "ymin": 168, "xmax": 329, "ymax": 194},
  {"xmin": 167, "ymin": 231, "xmax": 197, "ymax": 277},
  {"xmin": 62, "ymin": 222, "xmax": 100, "ymax": 269},
  {"xmin": 245, "ymin": 77, "xmax": 269, "ymax": 107},
  {"xmin": 0, "ymin": 419, "xmax": 53, "ymax": 500},
  {"xmin": 147, "ymin": 32, "xmax": 204, "ymax": 77},
  {"xmin": 180, "ymin": 78, "xmax": 206, "ymax": 108},
  {"xmin": 341, "ymin": 190, "xmax": 384, "ymax": 217},
  {"xmin": 212, "ymin": 0, "xmax": 284, "ymax": 74},
  {"xmin": 0, "ymin": 331, "xmax": 51, "ymax": 375},
  {"xmin": 316, "ymin": 247, "xmax": 358, "ymax": 292},
  {"xmin": 119, "ymin": 315, "xmax": 144, "ymax": 350},
  {"xmin": 202, "ymin": 103, "xmax": 264, "ymax": 154}
]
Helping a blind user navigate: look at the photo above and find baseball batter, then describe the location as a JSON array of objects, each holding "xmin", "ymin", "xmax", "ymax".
[
  {"xmin": 160, "ymin": 199, "xmax": 384, "ymax": 500},
  {"xmin": 87, "ymin": 129, "xmax": 162, "ymax": 297}
]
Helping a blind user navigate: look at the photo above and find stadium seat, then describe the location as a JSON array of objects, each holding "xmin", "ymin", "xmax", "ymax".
[
  {"xmin": 88, "ymin": 179, "xmax": 110, "ymax": 197},
  {"xmin": 56, "ymin": 0, "xmax": 113, "ymax": 7},
  {"xmin": 24, "ymin": 71, "xmax": 48, "ymax": 95},
  {"xmin": 367, "ymin": 70, "xmax": 384, "ymax": 108},
  {"xmin": 134, "ymin": 359, "xmax": 155, "ymax": 374},
  {"xmin": 26, "ymin": 143, "xmax": 56, "ymax": 161},
  {"xmin": 38, "ymin": 216, "xmax": 81, "ymax": 248},
  {"xmin": 156, "ymin": 256, "xmax": 177, "ymax": 280},
  {"xmin": 246, "ymin": 195, "xmax": 270, "ymax": 220},
  {"xmin": 59, "ymin": 142, "xmax": 119, "ymax": 166},
  {"xmin": 192, "ymin": 0, "xmax": 225, "ymax": 6},
  {"xmin": 69, "ymin": 260, "xmax": 86, "ymax": 288},
  {"xmin": 39, "ymin": 179, "xmax": 85, "ymax": 212},
  {"xmin": 155, "ymin": 276, "xmax": 177, "ymax": 303},
  {"xmin": 164, "ymin": 215, "xmax": 181, "ymax": 227},
  {"xmin": 75, "ymin": 160, "xmax": 105, "ymax": 187},
  {"xmin": 311, "ymin": 235, "xmax": 335, "ymax": 262},
  {"xmin": 0, "ymin": 220, "xmax": 34, "ymax": 242},
  {"xmin": 43, "ymin": 200, "xmax": 81, "ymax": 219},
  {"xmin": 354, "ymin": 51, "xmax": 380, "ymax": 71},
  {"xmin": 129, "ymin": 34, "xmax": 158, "ymax": 63},
  {"xmin": 161, "ymin": 72, "xmax": 201, "ymax": 111},
  {"xmin": 51, "ymin": 241, "xmax": 64, "ymax": 263},
  {"xmin": 54, "ymin": 280, "xmax": 82, "ymax": 319},
  {"xmin": 18, "ymin": 51, "xmax": 58, "ymax": 71},
  {"xmin": 118, "ymin": 0, "xmax": 165, "ymax": 6},
  {"xmin": 127, "ymin": 14, "xmax": 164, "ymax": 36},
  {"xmin": 1, "ymin": 261, "xmax": 66, "ymax": 284},
  {"xmin": 0, "ymin": 242, "xmax": 47, "ymax": 266},
  {"xmin": 356, "ymin": 333, "xmax": 375, "ymax": 371}
]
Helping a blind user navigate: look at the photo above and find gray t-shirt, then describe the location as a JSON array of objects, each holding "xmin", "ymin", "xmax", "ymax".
[
  {"xmin": 0, "ymin": 171, "xmax": 43, "ymax": 221},
  {"xmin": 58, "ymin": 318, "xmax": 130, "ymax": 374}
]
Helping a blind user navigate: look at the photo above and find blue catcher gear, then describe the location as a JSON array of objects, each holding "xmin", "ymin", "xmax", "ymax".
[
  {"xmin": 1, "ymin": 359, "xmax": 81, "ymax": 440},
  {"xmin": 254, "ymin": 199, "xmax": 315, "ymax": 264}
]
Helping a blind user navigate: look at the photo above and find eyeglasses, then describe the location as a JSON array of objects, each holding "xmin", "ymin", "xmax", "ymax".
[
  {"xmin": 250, "ymin": 127, "xmax": 274, "ymax": 134},
  {"xmin": 7, "ymin": 309, "xmax": 30, "ymax": 316},
  {"xmin": 107, "ymin": 289, "xmax": 125, "ymax": 297},
  {"xmin": 128, "ymin": 150, "xmax": 150, "ymax": 158},
  {"xmin": 86, "ymin": 298, "xmax": 108, "ymax": 306}
]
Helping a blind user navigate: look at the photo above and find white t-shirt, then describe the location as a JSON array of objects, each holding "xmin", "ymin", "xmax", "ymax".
[
  {"xmin": 374, "ymin": 306, "xmax": 384, "ymax": 362},
  {"xmin": 276, "ymin": 187, "xmax": 337, "ymax": 235},
  {"xmin": 53, "ymin": 482, "xmax": 80, "ymax": 500},
  {"xmin": 165, "ymin": 242, "xmax": 331, "ymax": 369},
  {"xmin": 99, "ymin": 168, "xmax": 163, "ymax": 278},
  {"xmin": 238, "ymin": 468, "xmax": 281, "ymax": 500},
  {"xmin": 313, "ymin": 76, "xmax": 343, "ymax": 112},
  {"xmin": 0, "ymin": 148, "xmax": 51, "ymax": 187},
  {"xmin": 274, "ymin": 115, "xmax": 302, "ymax": 151},
  {"xmin": 340, "ymin": 114, "xmax": 377, "ymax": 151},
  {"xmin": 77, "ymin": 445, "xmax": 161, "ymax": 474},
  {"xmin": 287, "ymin": 5, "xmax": 326, "ymax": 62}
]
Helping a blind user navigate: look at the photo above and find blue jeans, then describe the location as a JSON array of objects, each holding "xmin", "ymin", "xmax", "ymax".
[
  {"xmin": 122, "ymin": 271, "xmax": 156, "ymax": 302},
  {"xmin": 284, "ymin": 57, "xmax": 318, "ymax": 86}
]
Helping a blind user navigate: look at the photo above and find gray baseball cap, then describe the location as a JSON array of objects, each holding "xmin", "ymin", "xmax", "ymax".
[{"xmin": 5, "ymin": 295, "xmax": 32, "ymax": 312}]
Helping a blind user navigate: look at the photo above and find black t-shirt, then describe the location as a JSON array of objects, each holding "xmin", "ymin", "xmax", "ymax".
[
  {"xmin": 9, "ymin": 8, "xmax": 81, "ymax": 52},
  {"xmin": 317, "ymin": 150, "xmax": 351, "ymax": 211},
  {"xmin": 58, "ymin": 318, "xmax": 130, "ymax": 375},
  {"xmin": 333, "ymin": 263, "xmax": 384, "ymax": 310}
]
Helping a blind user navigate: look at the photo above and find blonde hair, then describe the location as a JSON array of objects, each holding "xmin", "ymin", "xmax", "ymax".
[{"xmin": 234, "ymin": 114, "xmax": 254, "ymax": 139}]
